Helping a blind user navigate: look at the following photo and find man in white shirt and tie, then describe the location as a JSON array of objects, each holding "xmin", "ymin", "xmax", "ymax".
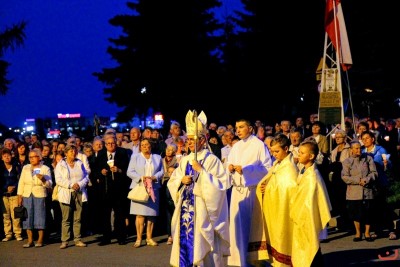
[{"xmin": 97, "ymin": 135, "xmax": 130, "ymax": 246}]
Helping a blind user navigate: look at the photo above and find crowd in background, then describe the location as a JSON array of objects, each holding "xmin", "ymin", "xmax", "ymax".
[{"xmin": 0, "ymin": 113, "xmax": 399, "ymax": 262}]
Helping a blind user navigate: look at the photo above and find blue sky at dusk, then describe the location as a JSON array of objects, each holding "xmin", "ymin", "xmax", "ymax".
[{"xmin": 0, "ymin": 1, "xmax": 241, "ymax": 128}]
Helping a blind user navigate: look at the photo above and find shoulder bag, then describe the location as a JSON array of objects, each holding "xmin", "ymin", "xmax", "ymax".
[{"xmin": 127, "ymin": 182, "xmax": 149, "ymax": 203}]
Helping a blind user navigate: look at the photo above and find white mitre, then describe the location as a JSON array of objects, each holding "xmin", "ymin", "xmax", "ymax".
[{"xmin": 185, "ymin": 110, "xmax": 207, "ymax": 137}]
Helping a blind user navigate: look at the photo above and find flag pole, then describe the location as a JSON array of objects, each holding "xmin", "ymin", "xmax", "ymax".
[
  {"xmin": 333, "ymin": 0, "xmax": 345, "ymax": 130},
  {"xmin": 320, "ymin": 0, "xmax": 353, "ymax": 131}
]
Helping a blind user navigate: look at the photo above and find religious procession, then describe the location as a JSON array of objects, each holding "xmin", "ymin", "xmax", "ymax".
[
  {"xmin": 1, "ymin": 107, "xmax": 400, "ymax": 266},
  {"xmin": 1, "ymin": 1, "xmax": 400, "ymax": 266}
]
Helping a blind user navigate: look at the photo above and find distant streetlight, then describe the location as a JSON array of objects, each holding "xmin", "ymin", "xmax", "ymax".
[{"xmin": 363, "ymin": 88, "xmax": 373, "ymax": 117}]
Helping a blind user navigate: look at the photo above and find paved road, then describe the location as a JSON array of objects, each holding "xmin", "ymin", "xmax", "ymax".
[
  {"xmin": 0, "ymin": 230, "xmax": 399, "ymax": 266},
  {"xmin": 320, "ymin": 230, "xmax": 400, "ymax": 266}
]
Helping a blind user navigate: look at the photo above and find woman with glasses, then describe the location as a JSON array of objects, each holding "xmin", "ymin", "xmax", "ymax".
[
  {"xmin": 55, "ymin": 145, "xmax": 89, "ymax": 249},
  {"xmin": 127, "ymin": 138, "xmax": 163, "ymax": 248},
  {"xmin": 328, "ymin": 129, "xmax": 351, "ymax": 229},
  {"xmin": 17, "ymin": 149, "xmax": 52, "ymax": 248}
]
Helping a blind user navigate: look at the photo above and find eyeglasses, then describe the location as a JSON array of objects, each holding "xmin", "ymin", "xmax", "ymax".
[
  {"xmin": 140, "ymin": 143, "xmax": 151, "ymax": 147},
  {"xmin": 105, "ymin": 143, "xmax": 116, "ymax": 145}
]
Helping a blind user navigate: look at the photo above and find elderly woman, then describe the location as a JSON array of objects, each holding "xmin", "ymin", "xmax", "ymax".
[
  {"xmin": 127, "ymin": 138, "xmax": 164, "ymax": 248},
  {"xmin": 17, "ymin": 149, "xmax": 52, "ymax": 248},
  {"xmin": 341, "ymin": 140, "xmax": 378, "ymax": 242},
  {"xmin": 161, "ymin": 144, "xmax": 179, "ymax": 245},
  {"xmin": 1, "ymin": 148, "xmax": 23, "ymax": 242},
  {"xmin": 55, "ymin": 145, "xmax": 89, "ymax": 249},
  {"xmin": 328, "ymin": 129, "xmax": 351, "ymax": 228}
]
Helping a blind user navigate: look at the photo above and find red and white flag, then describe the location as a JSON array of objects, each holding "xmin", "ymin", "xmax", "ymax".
[{"xmin": 325, "ymin": 0, "xmax": 352, "ymax": 71}]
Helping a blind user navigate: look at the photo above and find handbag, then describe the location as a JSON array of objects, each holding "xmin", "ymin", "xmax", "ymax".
[
  {"xmin": 52, "ymin": 184, "xmax": 60, "ymax": 201},
  {"xmin": 14, "ymin": 206, "xmax": 28, "ymax": 221},
  {"xmin": 127, "ymin": 182, "xmax": 149, "ymax": 203}
]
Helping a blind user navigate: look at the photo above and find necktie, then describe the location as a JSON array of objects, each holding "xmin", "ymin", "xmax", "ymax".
[
  {"xmin": 398, "ymin": 128, "xmax": 400, "ymax": 143},
  {"xmin": 109, "ymin": 153, "xmax": 113, "ymax": 160}
]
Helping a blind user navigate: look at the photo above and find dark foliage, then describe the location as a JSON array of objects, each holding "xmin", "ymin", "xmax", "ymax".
[
  {"xmin": 93, "ymin": 0, "xmax": 224, "ymax": 126},
  {"xmin": 0, "ymin": 21, "xmax": 26, "ymax": 95},
  {"xmin": 94, "ymin": 0, "xmax": 399, "ymax": 125}
]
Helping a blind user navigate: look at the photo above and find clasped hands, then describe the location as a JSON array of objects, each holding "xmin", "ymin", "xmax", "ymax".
[
  {"xmin": 259, "ymin": 181, "xmax": 267, "ymax": 194},
  {"xmin": 359, "ymin": 178, "xmax": 368, "ymax": 187},
  {"xmin": 228, "ymin": 164, "xmax": 243, "ymax": 175},
  {"xmin": 142, "ymin": 176, "xmax": 155, "ymax": 182},
  {"xmin": 6, "ymin": 186, "xmax": 16, "ymax": 194},
  {"xmin": 71, "ymin": 183, "xmax": 80, "ymax": 191},
  {"xmin": 181, "ymin": 175, "xmax": 194, "ymax": 185}
]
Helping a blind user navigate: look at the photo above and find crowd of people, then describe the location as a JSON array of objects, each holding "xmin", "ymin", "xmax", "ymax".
[{"xmin": 0, "ymin": 112, "xmax": 399, "ymax": 266}]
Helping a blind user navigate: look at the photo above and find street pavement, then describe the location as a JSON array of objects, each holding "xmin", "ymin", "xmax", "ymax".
[
  {"xmin": 0, "ymin": 229, "xmax": 399, "ymax": 266},
  {"xmin": 320, "ymin": 229, "xmax": 400, "ymax": 266}
]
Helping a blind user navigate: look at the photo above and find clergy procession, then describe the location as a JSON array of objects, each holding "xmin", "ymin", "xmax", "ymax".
[{"xmin": 1, "ymin": 110, "xmax": 400, "ymax": 267}]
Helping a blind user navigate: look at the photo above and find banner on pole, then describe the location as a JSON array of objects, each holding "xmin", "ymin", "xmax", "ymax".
[
  {"xmin": 322, "ymin": 69, "xmax": 338, "ymax": 92},
  {"xmin": 319, "ymin": 91, "xmax": 342, "ymax": 124},
  {"xmin": 319, "ymin": 68, "xmax": 342, "ymax": 125},
  {"xmin": 319, "ymin": 107, "xmax": 342, "ymax": 125},
  {"xmin": 319, "ymin": 91, "xmax": 341, "ymax": 107}
]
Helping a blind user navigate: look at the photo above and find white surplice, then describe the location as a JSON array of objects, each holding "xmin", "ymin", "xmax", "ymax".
[{"xmin": 226, "ymin": 135, "xmax": 272, "ymax": 267}]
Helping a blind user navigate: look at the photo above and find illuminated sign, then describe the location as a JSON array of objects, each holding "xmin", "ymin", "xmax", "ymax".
[{"xmin": 57, "ymin": 113, "xmax": 81, "ymax": 119}]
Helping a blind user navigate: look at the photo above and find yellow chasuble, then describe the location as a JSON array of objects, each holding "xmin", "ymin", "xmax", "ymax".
[
  {"xmin": 248, "ymin": 154, "xmax": 298, "ymax": 266},
  {"xmin": 290, "ymin": 163, "xmax": 331, "ymax": 267}
]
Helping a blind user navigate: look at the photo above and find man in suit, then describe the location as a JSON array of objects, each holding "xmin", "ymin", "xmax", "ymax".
[
  {"xmin": 85, "ymin": 137, "xmax": 103, "ymax": 235},
  {"xmin": 295, "ymin": 116, "xmax": 311, "ymax": 138},
  {"xmin": 96, "ymin": 134, "xmax": 130, "ymax": 245}
]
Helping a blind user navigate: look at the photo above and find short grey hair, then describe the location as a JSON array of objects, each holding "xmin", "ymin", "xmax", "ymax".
[
  {"xmin": 334, "ymin": 129, "xmax": 346, "ymax": 138},
  {"xmin": 30, "ymin": 148, "xmax": 43, "ymax": 160}
]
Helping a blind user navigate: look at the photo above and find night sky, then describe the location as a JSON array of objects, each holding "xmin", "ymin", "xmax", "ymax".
[{"xmin": 0, "ymin": 1, "xmax": 242, "ymax": 128}]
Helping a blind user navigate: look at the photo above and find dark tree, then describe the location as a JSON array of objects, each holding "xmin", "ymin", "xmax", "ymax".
[
  {"xmin": 0, "ymin": 21, "xmax": 26, "ymax": 95},
  {"xmin": 93, "ymin": 0, "xmax": 224, "ymax": 126},
  {"xmin": 219, "ymin": 1, "xmax": 325, "ymax": 123},
  {"xmin": 341, "ymin": 0, "xmax": 398, "ymax": 118},
  {"xmin": 95, "ymin": 0, "xmax": 399, "ymax": 125}
]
